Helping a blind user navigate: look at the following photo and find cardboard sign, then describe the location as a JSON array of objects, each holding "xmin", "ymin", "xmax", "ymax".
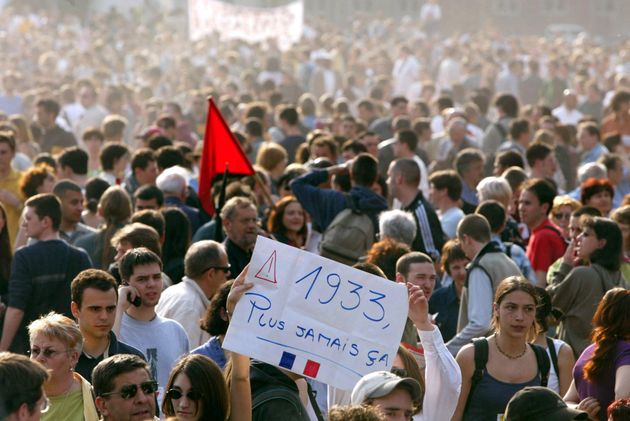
[
  {"xmin": 223, "ymin": 236, "xmax": 408, "ymax": 391},
  {"xmin": 188, "ymin": 0, "xmax": 304, "ymax": 51}
]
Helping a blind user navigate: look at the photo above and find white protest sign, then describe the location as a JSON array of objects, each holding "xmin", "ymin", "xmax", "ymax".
[
  {"xmin": 188, "ymin": 0, "xmax": 304, "ymax": 51},
  {"xmin": 223, "ymin": 236, "xmax": 408, "ymax": 391}
]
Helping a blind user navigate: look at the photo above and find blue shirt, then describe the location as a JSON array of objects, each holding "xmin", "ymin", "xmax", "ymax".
[
  {"xmin": 191, "ymin": 336, "xmax": 227, "ymax": 369},
  {"xmin": 428, "ymin": 282, "xmax": 460, "ymax": 342}
]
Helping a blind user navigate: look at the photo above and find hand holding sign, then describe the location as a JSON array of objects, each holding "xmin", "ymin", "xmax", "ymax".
[{"xmin": 223, "ymin": 236, "xmax": 408, "ymax": 391}]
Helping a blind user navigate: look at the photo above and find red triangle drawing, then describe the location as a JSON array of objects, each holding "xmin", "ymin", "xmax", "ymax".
[{"xmin": 255, "ymin": 250, "xmax": 277, "ymax": 284}]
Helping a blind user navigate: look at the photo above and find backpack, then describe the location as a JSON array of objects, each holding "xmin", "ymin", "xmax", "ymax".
[
  {"xmin": 319, "ymin": 193, "xmax": 377, "ymax": 266},
  {"xmin": 464, "ymin": 337, "xmax": 550, "ymax": 413}
]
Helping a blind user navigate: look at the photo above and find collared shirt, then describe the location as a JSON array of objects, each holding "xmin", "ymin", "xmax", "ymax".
[
  {"xmin": 580, "ymin": 143, "xmax": 609, "ymax": 165},
  {"xmin": 75, "ymin": 331, "xmax": 145, "ymax": 382},
  {"xmin": 60, "ymin": 222, "xmax": 97, "ymax": 246},
  {"xmin": 155, "ymin": 276, "xmax": 210, "ymax": 349}
]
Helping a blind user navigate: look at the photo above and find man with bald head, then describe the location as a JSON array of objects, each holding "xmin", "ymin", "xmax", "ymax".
[
  {"xmin": 156, "ymin": 240, "xmax": 230, "ymax": 348},
  {"xmin": 435, "ymin": 117, "xmax": 478, "ymax": 170},
  {"xmin": 553, "ymin": 90, "xmax": 584, "ymax": 126}
]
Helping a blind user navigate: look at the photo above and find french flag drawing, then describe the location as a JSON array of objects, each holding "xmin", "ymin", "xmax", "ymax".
[{"xmin": 279, "ymin": 351, "xmax": 321, "ymax": 378}]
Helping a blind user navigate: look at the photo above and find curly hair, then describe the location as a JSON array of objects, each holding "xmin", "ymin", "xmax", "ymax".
[
  {"xmin": 584, "ymin": 288, "xmax": 630, "ymax": 382},
  {"xmin": 266, "ymin": 195, "xmax": 307, "ymax": 245},
  {"xmin": 365, "ymin": 239, "xmax": 411, "ymax": 281},
  {"xmin": 200, "ymin": 280, "xmax": 233, "ymax": 336},
  {"xmin": 19, "ymin": 164, "xmax": 54, "ymax": 198}
]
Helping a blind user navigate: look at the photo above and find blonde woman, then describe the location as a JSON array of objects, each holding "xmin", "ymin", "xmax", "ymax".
[
  {"xmin": 28, "ymin": 312, "xmax": 98, "ymax": 421},
  {"xmin": 550, "ymin": 196, "xmax": 580, "ymax": 240}
]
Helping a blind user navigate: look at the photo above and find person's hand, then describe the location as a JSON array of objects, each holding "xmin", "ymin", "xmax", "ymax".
[
  {"xmin": 562, "ymin": 237, "xmax": 580, "ymax": 266},
  {"xmin": 226, "ymin": 265, "xmax": 254, "ymax": 318},
  {"xmin": 117, "ymin": 285, "xmax": 139, "ymax": 312},
  {"xmin": 577, "ymin": 397, "xmax": 600, "ymax": 420},
  {"xmin": 407, "ymin": 283, "xmax": 432, "ymax": 331}
]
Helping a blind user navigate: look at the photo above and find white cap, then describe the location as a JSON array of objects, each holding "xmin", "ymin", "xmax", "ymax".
[{"xmin": 350, "ymin": 371, "xmax": 422, "ymax": 405}]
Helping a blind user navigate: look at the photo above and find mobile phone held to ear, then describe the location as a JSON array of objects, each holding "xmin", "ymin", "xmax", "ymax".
[{"xmin": 127, "ymin": 292, "xmax": 141, "ymax": 307}]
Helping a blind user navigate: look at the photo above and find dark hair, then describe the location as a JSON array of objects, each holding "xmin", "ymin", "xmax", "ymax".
[
  {"xmin": 341, "ymin": 139, "xmax": 368, "ymax": 156},
  {"xmin": 0, "ymin": 352, "xmax": 49, "ymax": 415},
  {"xmin": 598, "ymin": 153, "xmax": 623, "ymax": 172},
  {"xmin": 429, "ymin": 170, "xmax": 462, "ymax": 201},
  {"xmin": 0, "ymin": 203, "xmax": 11, "ymax": 285},
  {"xmin": 580, "ymin": 178, "xmax": 614, "ymax": 205},
  {"xmin": 244, "ymin": 117, "xmax": 264, "ymax": 137},
  {"xmin": 131, "ymin": 148, "xmax": 156, "ymax": 172},
  {"xmin": 390, "ymin": 96, "xmax": 408, "ymax": 108},
  {"xmin": 58, "ymin": 147, "xmax": 88, "ymax": 175},
  {"xmin": 36, "ymin": 98, "xmax": 61, "ymax": 116},
  {"xmin": 610, "ymin": 90, "xmax": 630, "ymax": 112},
  {"xmin": 579, "ymin": 122, "xmax": 600, "ymax": 141},
  {"xmin": 160, "ymin": 207, "xmax": 191, "ymax": 269},
  {"xmin": 119, "ymin": 247, "xmax": 163, "ymax": 282},
  {"xmin": 440, "ymin": 240, "xmax": 468, "ymax": 276},
  {"xmin": 0, "ymin": 130, "xmax": 16, "ymax": 151},
  {"xmin": 495, "ymin": 150, "xmax": 524, "ymax": 170},
  {"xmin": 147, "ymin": 135, "xmax": 173, "ymax": 151},
  {"xmin": 99, "ymin": 142, "xmax": 129, "ymax": 171},
  {"xmin": 352, "ymin": 262, "xmax": 387, "ymax": 278},
  {"xmin": 200, "ymin": 280, "xmax": 233, "ymax": 336},
  {"xmin": 131, "ymin": 210, "xmax": 165, "ymax": 238},
  {"xmin": 494, "ymin": 93, "xmax": 519, "ymax": 118},
  {"xmin": 521, "ymin": 178, "xmax": 557, "ymax": 215},
  {"xmin": 582, "ymin": 216, "xmax": 622, "ymax": 271},
  {"xmin": 33, "ymin": 153, "xmax": 57, "ymax": 170},
  {"xmin": 509, "ymin": 118, "xmax": 530, "ymax": 140},
  {"xmin": 396, "ymin": 252, "xmax": 433, "ymax": 279},
  {"xmin": 71, "ymin": 269, "xmax": 118, "ymax": 309},
  {"xmin": 278, "ymin": 106, "xmax": 299, "ymax": 126},
  {"xmin": 156, "ymin": 146, "xmax": 184, "ymax": 170},
  {"xmin": 534, "ymin": 287, "xmax": 553, "ymax": 333},
  {"xmin": 134, "ymin": 185, "xmax": 164, "ymax": 207},
  {"xmin": 391, "ymin": 158, "xmax": 420, "ymax": 186},
  {"xmin": 350, "ymin": 153, "xmax": 378, "ymax": 187},
  {"xmin": 475, "ymin": 200, "xmax": 506, "ymax": 233},
  {"xmin": 85, "ymin": 177, "xmax": 111, "ymax": 214},
  {"xmin": 24, "ymin": 193, "xmax": 62, "ymax": 231},
  {"xmin": 584, "ymin": 288, "xmax": 630, "ymax": 382},
  {"xmin": 396, "ymin": 130, "xmax": 418, "ymax": 151},
  {"xmin": 366, "ymin": 239, "xmax": 411, "ymax": 281},
  {"xmin": 156, "ymin": 115, "xmax": 176, "ymax": 130},
  {"xmin": 162, "ymin": 354, "xmax": 230, "ymax": 421},
  {"xmin": 93, "ymin": 354, "xmax": 151, "ymax": 397},
  {"xmin": 82, "ymin": 128, "xmax": 105, "ymax": 143},
  {"xmin": 525, "ymin": 142, "xmax": 552, "ymax": 168},
  {"xmin": 457, "ymin": 214, "xmax": 491, "ymax": 243}
]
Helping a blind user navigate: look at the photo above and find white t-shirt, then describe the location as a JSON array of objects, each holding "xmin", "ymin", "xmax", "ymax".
[{"xmin": 438, "ymin": 206, "xmax": 465, "ymax": 239}]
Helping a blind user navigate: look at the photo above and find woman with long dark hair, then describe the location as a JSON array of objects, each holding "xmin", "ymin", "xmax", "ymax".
[
  {"xmin": 160, "ymin": 207, "xmax": 191, "ymax": 284},
  {"xmin": 564, "ymin": 288, "xmax": 630, "ymax": 421},
  {"xmin": 0, "ymin": 203, "xmax": 12, "ymax": 318},
  {"xmin": 547, "ymin": 216, "xmax": 625, "ymax": 357}
]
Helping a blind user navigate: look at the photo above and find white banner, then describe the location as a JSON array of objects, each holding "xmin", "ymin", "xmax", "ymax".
[
  {"xmin": 223, "ymin": 236, "xmax": 408, "ymax": 391},
  {"xmin": 188, "ymin": 0, "xmax": 303, "ymax": 50}
]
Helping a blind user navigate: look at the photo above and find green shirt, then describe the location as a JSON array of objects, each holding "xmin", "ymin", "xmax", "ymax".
[{"xmin": 43, "ymin": 388, "xmax": 84, "ymax": 421}]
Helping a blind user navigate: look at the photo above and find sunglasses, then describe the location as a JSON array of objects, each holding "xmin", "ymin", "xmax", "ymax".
[
  {"xmin": 203, "ymin": 265, "xmax": 231, "ymax": 274},
  {"xmin": 166, "ymin": 388, "xmax": 203, "ymax": 401},
  {"xmin": 553, "ymin": 212, "xmax": 571, "ymax": 220},
  {"xmin": 29, "ymin": 348, "xmax": 70, "ymax": 359},
  {"xmin": 101, "ymin": 380, "xmax": 158, "ymax": 400}
]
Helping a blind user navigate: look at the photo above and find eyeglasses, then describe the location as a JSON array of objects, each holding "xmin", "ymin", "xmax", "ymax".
[
  {"xmin": 101, "ymin": 380, "xmax": 158, "ymax": 400},
  {"xmin": 166, "ymin": 388, "xmax": 203, "ymax": 401},
  {"xmin": 553, "ymin": 212, "xmax": 571, "ymax": 220},
  {"xmin": 28, "ymin": 348, "xmax": 70, "ymax": 359},
  {"xmin": 203, "ymin": 264, "xmax": 231, "ymax": 274}
]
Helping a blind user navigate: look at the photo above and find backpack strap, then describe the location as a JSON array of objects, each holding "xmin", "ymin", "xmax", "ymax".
[
  {"xmin": 493, "ymin": 122, "xmax": 508, "ymax": 140},
  {"xmin": 464, "ymin": 338, "xmax": 489, "ymax": 413},
  {"xmin": 529, "ymin": 343, "xmax": 551, "ymax": 387},
  {"xmin": 546, "ymin": 336, "xmax": 559, "ymax": 378}
]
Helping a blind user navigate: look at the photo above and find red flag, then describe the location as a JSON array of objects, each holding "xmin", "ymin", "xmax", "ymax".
[{"xmin": 198, "ymin": 98, "xmax": 255, "ymax": 215}]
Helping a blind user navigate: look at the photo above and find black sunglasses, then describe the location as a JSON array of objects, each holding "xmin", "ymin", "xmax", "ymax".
[
  {"xmin": 101, "ymin": 380, "xmax": 158, "ymax": 400},
  {"xmin": 203, "ymin": 265, "xmax": 231, "ymax": 274},
  {"xmin": 166, "ymin": 388, "xmax": 203, "ymax": 401}
]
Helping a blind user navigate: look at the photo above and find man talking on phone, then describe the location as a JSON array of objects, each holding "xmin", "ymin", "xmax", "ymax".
[
  {"xmin": 113, "ymin": 247, "xmax": 189, "ymax": 402},
  {"xmin": 71, "ymin": 269, "xmax": 145, "ymax": 381}
]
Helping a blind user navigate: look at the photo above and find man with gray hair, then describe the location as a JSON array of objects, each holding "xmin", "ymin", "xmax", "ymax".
[
  {"xmin": 378, "ymin": 210, "xmax": 416, "ymax": 247},
  {"xmin": 568, "ymin": 162, "xmax": 607, "ymax": 201},
  {"xmin": 222, "ymin": 196, "xmax": 259, "ymax": 277},
  {"xmin": 156, "ymin": 240, "xmax": 230, "ymax": 348},
  {"xmin": 156, "ymin": 165, "xmax": 200, "ymax": 233}
]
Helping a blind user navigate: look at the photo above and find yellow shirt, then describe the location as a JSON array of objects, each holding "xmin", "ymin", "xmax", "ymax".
[{"xmin": 0, "ymin": 168, "xmax": 23, "ymax": 246}]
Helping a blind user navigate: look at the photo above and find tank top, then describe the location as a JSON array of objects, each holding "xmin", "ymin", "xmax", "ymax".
[{"xmin": 464, "ymin": 370, "xmax": 541, "ymax": 421}]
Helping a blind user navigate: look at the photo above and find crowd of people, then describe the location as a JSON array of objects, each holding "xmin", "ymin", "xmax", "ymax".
[{"xmin": 0, "ymin": 2, "xmax": 630, "ymax": 421}]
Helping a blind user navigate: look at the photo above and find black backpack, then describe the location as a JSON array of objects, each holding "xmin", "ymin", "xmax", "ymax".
[{"xmin": 464, "ymin": 337, "xmax": 551, "ymax": 412}]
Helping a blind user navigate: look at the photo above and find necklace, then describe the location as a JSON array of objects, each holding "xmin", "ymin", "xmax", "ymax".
[{"xmin": 494, "ymin": 335, "xmax": 527, "ymax": 360}]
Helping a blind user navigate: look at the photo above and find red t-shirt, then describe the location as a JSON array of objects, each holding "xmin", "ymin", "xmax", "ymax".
[{"xmin": 526, "ymin": 219, "xmax": 567, "ymax": 272}]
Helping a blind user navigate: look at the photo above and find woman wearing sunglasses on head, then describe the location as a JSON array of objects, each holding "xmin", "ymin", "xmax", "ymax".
[
  {"xmin": 28, "ymin": 312, "xmax": 99, "ymax": 421},
  {"xmin": 163, "ymin": 266, "xmax": 254, "ymax": 421}
]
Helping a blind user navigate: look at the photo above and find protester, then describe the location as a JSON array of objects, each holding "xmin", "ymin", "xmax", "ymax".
[{"xmin": 267, "ymin": 195, "xmax": 308, "ymax": 248}]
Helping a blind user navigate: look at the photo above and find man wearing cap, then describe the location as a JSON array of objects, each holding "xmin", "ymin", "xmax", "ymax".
[
  {"xmin": 351, "ymin": 371, "xmax": 422, "ymax": 421},
  {"xmin": 504, "ymin": 386, "xmax": 588, "ymax": 421}
]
